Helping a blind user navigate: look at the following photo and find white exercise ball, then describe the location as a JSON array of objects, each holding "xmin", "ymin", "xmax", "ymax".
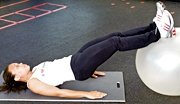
[{"xmin": 136, "ymin": 27, "xmax": 180, "ymax": 96}]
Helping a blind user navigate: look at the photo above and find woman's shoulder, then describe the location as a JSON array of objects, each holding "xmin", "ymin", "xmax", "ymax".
[
  {"xmin": 27, "ymin": 78, "xmax": 40, "ymax": 89},
  {"xmin": 27, "ymin": 78, "xmax": 45, "ymax": 93}
]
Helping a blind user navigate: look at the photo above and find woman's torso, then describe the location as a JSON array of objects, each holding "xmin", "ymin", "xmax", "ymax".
[{"xmin": 28, "ymin": 55, "xmax": 75, "ymax": 86}]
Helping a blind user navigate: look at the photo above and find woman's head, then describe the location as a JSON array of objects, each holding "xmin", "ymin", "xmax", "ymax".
[
  {"xmin": 8, "ymin": 63, "xmax": 30, "ymax": 81},
  {"xmin": 0, "ymin": 63, "xmax": 30, "ymax": 93}
]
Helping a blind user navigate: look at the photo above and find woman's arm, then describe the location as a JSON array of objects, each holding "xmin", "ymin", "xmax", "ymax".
[{"xmin": 27, "ymin": 78, "xmax": 107, "ymax": 99}]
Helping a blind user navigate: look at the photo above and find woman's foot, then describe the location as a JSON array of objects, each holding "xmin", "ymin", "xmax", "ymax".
[
  {"xmin": 153, "ymin": 1, "xmax": 166, "ymax": 23},
  {"xmin": 156, "ymin": 10, "xmax": 174, "ymax": 38}
]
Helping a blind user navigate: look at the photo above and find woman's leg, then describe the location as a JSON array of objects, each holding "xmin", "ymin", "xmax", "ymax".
[
  {"xmin": 71, "ymin": 29, "xmax": 160, "ymax": 80},
  {"xmin": 120, "ymin": 22, "xmax": 156, "ymax": 37},
  {"xmin": 77, "ymin": 22, "xmax": 156, "ymax": 53},
  {"xmin": 77, "ymin": 32, "xmax": 121, "ymax": 53}
]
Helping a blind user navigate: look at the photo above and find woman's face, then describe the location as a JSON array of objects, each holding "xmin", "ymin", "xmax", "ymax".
[{"xmin": 8, "ymin": 63, "xmax": 30, "ymax": 77}]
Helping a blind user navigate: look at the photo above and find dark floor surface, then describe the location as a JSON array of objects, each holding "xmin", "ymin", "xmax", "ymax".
[{"xmin": 0, "ymin": 0, "xmax": 180, "ymax": 104}]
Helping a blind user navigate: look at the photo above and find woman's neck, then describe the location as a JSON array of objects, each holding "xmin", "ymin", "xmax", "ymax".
[
  {"xmin": 26, "ymin": 71, "xmax": 33, "ymax": 82},
  {"xmin": 20, "ymin": 71, "xmax": 33, "ymax": 83}
]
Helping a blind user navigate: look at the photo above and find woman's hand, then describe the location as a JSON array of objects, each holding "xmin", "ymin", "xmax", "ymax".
[
  {"xmin": 85, "ymin": 91, "xmax": 107, "ymax": 99},
  {"xmin": 92, "ymin": 71, "xmax": 105, "ymax": 78}
]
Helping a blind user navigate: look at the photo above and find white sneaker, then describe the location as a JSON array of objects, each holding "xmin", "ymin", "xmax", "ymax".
[
  {"xmin": 153, "ymin": 1, "xmax": 166, "ymax": 23},
  {"xmin": 157, "ymin": 10, "xmax": 174, "ymax": 38}
]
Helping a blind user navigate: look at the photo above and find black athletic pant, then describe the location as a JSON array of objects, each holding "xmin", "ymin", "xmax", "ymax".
[{"xmin": 71, "ymin": 22, "xmax": 160, "ymax": 80}]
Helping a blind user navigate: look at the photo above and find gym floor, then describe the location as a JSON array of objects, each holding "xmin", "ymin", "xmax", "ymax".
[{"xmin": 0, "ymin": 0, "xmax": 180, "ymax": 104}]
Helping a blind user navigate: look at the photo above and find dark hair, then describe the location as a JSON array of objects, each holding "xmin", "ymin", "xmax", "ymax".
[{"xmin": 0, "ymin": 65, "xmax": 27, "ymax": 93}]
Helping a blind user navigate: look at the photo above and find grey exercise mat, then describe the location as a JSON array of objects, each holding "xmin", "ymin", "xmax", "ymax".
[{"xmin": 0, "ymin": 71, "xmax": 125, "ymax": 102}]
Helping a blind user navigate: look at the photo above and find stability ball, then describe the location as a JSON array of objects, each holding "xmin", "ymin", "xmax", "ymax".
[{"xmin": 136, "ymin": 27, "xmax": 180, "ymax": 96}]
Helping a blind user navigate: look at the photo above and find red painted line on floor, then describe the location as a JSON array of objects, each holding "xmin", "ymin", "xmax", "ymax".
[
  {"xmin": 42, "ymin": 3, "xmax": 67, "ymax": 12},
  {"xmin": 0, "ymin": 19, "xmax": 16, "ymax": 30},
  {"xmin": 16, "ymin": 16, "xmax": 35, "ymax": 24},
  {"xmin": 16, "ymin": 12, "xmax": 35, "ymax": 18},
  {"xmin": 32, "ymin": 10, "xmax": 51, "ymax": 18},
  {"xmin": 0, "ymin": 2, "xmax": 67, "ymax": 30},
  {"xmin": 0, "ymin": 12, "xmax": 15, "ymax": 18},
  {"xmin": 16, "ymin": 7, "xmax": 50, "ymax": 18},
  {"xmin": 15, "ymin": 7, "xmax": 33, "ymax": 13},
  {"xmin": 0, "ymin": 0, "xmax": 29, "ymax": 9},
  {"xmin": 0, "ymin": 18, "xmax": 16, "ymax": 23},
  {"xmin": 32, "ymin": 7, "xmax": 50, "ymax": 12},
  {"xmin": 32, "ymin": 2, "xmax": 67, "ymax": 12},
  {"xmin": 0, "ymin": 23, "xmax": 16, "ymax": 30},
  {"xmin": 32, "ymin": 2, "xmax": 48, "ymax": 8},
  {"xmin": 52, "ymin": 5, "xmax": 67, "ymax": 12}
]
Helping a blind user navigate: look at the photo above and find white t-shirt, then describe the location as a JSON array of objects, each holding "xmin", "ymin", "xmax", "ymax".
[{"xmin": 28, "ymin": 55, "xmax": 75, "ymax": 86}]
